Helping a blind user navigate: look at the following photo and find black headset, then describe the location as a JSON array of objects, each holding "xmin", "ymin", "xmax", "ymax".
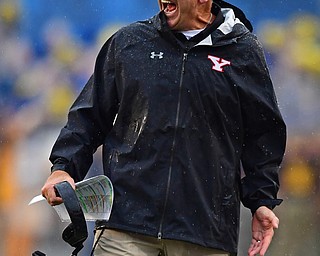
[
  {"xmin": 32, "ymin": 181, "xmax": 88, "ymax": 256},
  {"xmin": 55, "ymin": 181, "xmax": 88, "ymax": 255}
]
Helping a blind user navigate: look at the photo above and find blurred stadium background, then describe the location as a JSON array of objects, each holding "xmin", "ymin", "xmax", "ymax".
[{"xmin": 0, "ymin": 0, "xmax": 320, "ymax": 255}]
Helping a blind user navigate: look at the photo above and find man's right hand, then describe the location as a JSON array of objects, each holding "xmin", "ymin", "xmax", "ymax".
[{"xmin": 41, "ymin": 170, "xmax": 75, "ymax": 206}]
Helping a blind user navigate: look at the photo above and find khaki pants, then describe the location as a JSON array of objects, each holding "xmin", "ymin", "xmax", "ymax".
[{"xmin": 93, "ymin": 228, "xmax": 230, "ymax": 256}]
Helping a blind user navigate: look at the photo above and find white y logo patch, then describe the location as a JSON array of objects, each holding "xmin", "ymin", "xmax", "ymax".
[
  {"xmin": 150, "ymin": 52, "xmax": 164, "ymax": 59},
  {"xmin": 208, "ymin": 55, "xmax": 231, "ymax": 72}
]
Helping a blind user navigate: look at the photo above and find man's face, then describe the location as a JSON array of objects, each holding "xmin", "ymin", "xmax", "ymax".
[{"xmin": 158, "ymin": 0, "xmax": 202, "ymax": 31}]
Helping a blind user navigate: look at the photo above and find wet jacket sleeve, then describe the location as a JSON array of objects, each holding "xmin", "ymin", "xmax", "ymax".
[
  {"xmin": 49, "ymin": 36, "xmax": 119, "ymax": 182},
  {"xmin": 239, "ymin": 36, "xmax": 287, "ymax": 214}
]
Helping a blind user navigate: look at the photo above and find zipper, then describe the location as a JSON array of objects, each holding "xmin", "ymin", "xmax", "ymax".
[{"xmin": 157, "ymin": 52, "xmax": 188, "ymax": 240}]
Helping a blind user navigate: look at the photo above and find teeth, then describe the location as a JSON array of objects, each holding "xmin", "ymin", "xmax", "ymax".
[{"xmin": 161, "ymin": 0, "xmax": 172, "ymax": 3}]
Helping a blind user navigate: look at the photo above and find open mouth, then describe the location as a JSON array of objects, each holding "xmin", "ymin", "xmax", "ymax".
[{"xmin": 161, "ymin": 0, "xmax": 177, "ymax": 12}]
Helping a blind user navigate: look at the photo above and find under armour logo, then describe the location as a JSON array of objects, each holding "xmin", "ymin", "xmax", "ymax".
[
  {"xmin": 208, "ymin": 55, "xmax": 231, "ymax": 72},
  {"xmin": 150, "ymin": 52, "xmax": 164, "ymax": 59}
]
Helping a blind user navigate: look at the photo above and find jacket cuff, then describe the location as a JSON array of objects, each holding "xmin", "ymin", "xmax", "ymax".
[
  {"xmin": 50, "ymin": 158, "xmax": 83, "ymax": 182},
  {"xmin": 50, "ymin": 157, "xmax": 73, "ymax": 176},
  {"xmin": 51, "ymin": 164, "xmax": 69, "ymax": 173},
  {"xmin": 250, "ymin": 198, "xmax": 283, "ymax": 215}
]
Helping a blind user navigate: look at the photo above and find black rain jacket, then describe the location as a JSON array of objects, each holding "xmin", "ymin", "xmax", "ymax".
[{"xmin": 50, "ymin": 4, "xmax": 286, "ymax": 254}]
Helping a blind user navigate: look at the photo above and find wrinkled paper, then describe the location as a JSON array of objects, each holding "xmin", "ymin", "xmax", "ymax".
[{"xmin": 29, "ymin": 175, "xmax": 113, "ymax": 222}]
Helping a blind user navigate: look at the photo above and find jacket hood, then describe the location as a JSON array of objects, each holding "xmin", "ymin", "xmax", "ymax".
[
  {"xmin": 186, "ymin": 8, "xmax": 251, "ymax": 48},
  {"xmin": 213, "ymin": 0, "xmax": 253, "ymax": 32}
]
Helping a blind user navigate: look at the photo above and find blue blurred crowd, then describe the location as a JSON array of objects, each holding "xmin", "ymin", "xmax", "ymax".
[{"xmin": 1, "ymin": 0, "xmax": 320, "ymax": 255}]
